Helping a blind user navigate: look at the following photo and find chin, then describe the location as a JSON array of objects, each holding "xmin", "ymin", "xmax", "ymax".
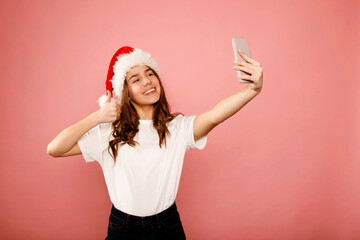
[
  {"xmin": 150, "ymin": 96, "xmax": 161, "ymax": 104},
  {"xmin": 137, "ymin": 97, "xmax": 160, "ymax": 106}
]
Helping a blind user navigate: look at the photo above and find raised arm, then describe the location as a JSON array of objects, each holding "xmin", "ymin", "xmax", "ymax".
[
  {"xmin": 47, "ymin": 112, "xmax": 101, "ymax": 157},
  {"xmin": 47, "ymin": 91, "xmax": 121, "ymax": 157},
  {"xmin": 193, "ymin": 51, "xmax": 263, "ymax": 141}
]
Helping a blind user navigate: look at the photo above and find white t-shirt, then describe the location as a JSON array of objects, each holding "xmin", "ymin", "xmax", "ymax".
[{"xmin": 77, "ymin": 114, "xmax": 208, "ymax": 216}]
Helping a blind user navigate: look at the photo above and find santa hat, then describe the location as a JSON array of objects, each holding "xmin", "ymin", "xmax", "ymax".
[{"xmin": 97, "ymin": 46, "xmax": 160, "ymax": 107}]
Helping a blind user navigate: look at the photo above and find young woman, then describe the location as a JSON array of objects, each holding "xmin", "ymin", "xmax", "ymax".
[{"xmin": 47, "ymin": 46, "xmax": 263, "ymax": 240}]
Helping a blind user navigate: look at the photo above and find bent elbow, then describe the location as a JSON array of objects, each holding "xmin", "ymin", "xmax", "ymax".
[{"xmin": 47, "ymin": 144, "xmax": 58, "ymax": 157}]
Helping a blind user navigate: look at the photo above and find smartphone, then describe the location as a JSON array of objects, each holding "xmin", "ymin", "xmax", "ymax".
[{"xmin": 232, "ymin": 38, "xmax": 252, "ymax": 84}]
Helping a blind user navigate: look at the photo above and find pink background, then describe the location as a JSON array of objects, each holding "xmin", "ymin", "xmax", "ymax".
[{"xmin": 1, "ymin": 0, "xmax": 359, "ymax": 239}]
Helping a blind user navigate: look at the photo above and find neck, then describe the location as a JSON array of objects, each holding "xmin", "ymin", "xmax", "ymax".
[{"xmin": 132, "ymin": 103, "xmax": 154, "ymax": 120}]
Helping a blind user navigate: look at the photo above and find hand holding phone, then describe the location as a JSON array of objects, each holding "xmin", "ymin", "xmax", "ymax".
[{"xmin": 232, "ymin": 38, "xmax": 252, "ymax": 84}]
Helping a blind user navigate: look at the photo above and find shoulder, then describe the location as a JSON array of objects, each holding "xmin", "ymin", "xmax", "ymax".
[
  {"xmin": 168, "ymin": 113, "xmax": 185, "ymax": 124},
  {"xmin": 167, "ymin": 114, "xmax": 196, "ymax": 129},
  {"xmin": 165, "ymin": 114, "xmax": 183, "ymax": 130},
  {"xmin": 87, "ymin": 122, "xmax": 113, "ymax": 136}
]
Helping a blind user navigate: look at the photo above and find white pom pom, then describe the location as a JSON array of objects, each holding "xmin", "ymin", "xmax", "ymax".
[{"xmin": 97, "ymin": 94, "xmax": 116, "ymax": 108}]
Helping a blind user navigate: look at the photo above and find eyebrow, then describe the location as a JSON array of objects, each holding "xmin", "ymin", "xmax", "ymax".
[{"xmin": 129, "ymin": 68, "xmax": 152, "ymax": 82}]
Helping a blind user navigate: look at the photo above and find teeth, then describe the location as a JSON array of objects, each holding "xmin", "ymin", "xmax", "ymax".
[{"xmin": 144, "ymin": 88, "xmax": 155, "ymax": 94}]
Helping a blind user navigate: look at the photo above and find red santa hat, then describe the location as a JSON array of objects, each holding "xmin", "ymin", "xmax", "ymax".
[{"xmin": 97, "ymin": 46, "xmax": 160, "ymax": 107}]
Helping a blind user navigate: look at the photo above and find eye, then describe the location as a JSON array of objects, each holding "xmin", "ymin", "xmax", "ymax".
[
  {"xmin": 149, "ymin": 73, "xmax": 153, "ymax": 76},
  {"xmin": 133, "ymin": 79, "xmax": 139, "ymax": 83}
]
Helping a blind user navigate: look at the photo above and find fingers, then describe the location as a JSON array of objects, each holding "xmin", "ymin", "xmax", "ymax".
[
  {"xmin": 233, "ymin": 65, "xmax": 256, "ymax": 75},
  {"xmin": 104, "ymin": 90, "xmax": 122, "ymax": 121},
  {"xmin": 233, "ymin": 60, "xmax": 257, "ymax": 70},
  {"xmin": 238, "ymin": 50, "xmax": 261, "ymax": 66},
  {"xmin": 239, "ymin": 74, "xmax": 255, "ymax": 82},
  {"xmin": 105, "ymin": 90, "xmax": 111, "ymax": 103}
]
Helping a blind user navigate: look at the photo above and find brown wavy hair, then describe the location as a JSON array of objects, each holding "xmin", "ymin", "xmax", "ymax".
[{"xmin": 106, "ymin": 66, "xmax": 182, "ymax": 166}]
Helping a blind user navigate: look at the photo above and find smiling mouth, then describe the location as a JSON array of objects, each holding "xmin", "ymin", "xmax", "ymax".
[{"xmin": 144, "ymin": 87, "xmax": 156, "ymax": 95}]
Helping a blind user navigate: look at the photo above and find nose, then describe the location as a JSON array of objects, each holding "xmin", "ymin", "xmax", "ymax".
[{"xmin": 142, "ymin": 76, "xmax": 151, "ymax": 85}]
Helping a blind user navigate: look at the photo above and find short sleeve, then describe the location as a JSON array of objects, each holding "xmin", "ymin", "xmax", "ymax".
[
  {"xmin": 179, "ymin": 115, "xmax": 208, "ymax": 151},
  {"xmin": 77, "ymin": 123, "xmax": 112, "ymax": 164}
]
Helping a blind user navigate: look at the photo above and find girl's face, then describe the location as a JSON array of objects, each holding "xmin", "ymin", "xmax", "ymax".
[{"xmin": 125, "ymin": 65, "xmax": 161, "ymax": 107}]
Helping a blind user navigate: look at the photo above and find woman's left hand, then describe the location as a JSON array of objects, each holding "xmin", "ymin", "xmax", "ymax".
[{"xmin": 233, "ymin": 50, "xmax": 263, "ymax": 93}]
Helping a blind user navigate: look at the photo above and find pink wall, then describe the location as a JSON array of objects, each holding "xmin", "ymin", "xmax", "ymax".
[{"xmin": 1, "ymin": 0, "xmax": 359, "ymax": 239}]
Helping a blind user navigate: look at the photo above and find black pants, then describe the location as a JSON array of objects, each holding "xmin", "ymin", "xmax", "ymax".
[{"xmin": 105, "ymin": 202, "xmax": 186, "ymax": 240}]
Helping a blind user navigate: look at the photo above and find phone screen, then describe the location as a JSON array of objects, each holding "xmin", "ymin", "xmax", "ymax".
[{"xmin": 232, "ymin": 38, "xmax": 252, "ymax": 83}]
